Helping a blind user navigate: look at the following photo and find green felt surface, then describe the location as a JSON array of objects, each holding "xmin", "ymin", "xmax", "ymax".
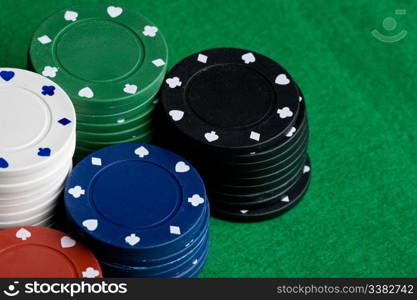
[{"xmin": 1, "ymin": 0, "xmax": 417, "ymax": 278}]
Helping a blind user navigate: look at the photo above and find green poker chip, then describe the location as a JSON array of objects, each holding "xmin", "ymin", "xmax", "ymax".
[
  {"xmin": 75, "ymin": 92, "xmax": 157, "ymax": 123},
  {"xmin": 77, "ymin": 119, "xmax": 152, "ymax": 142},
  {"xmin": 76, "ymin": 130, "xmax": 152, "ymax": 151},
  {"xmin": 76, "ymin": 102, "xmax": 154, "ymax": 133},
  {"xmin": 29, "ymin": 3, "xmax": 168, "ymax": 113},
  {"xmin": 74, "ymin": 131, "xmax": 153, "ymax": 161},
  {"xmin": 70, "ymin": 69, "xmax": 164, "ymax": 115}
]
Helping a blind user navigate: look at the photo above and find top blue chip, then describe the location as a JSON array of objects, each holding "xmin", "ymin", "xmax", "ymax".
[{"xmin": 64, "ymin": 144, "xmax": 208, "ymax": 258}]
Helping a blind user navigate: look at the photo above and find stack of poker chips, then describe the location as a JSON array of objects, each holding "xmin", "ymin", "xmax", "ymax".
[
  {"xmin": 0, "ymin": 68, "xmax": 76, "ymax": 229},
  {"xmin": 156, "ymin": 48, "xmax": 311, "ymax": 222},
  {"xmin": 28, "ymin": 3, "xmax": 168, "ymax": 162},
  {"xmin": 64, "ymin": 144, "xmax": 210, "ymax": 278},
  {"xmin": 0, "ymin": 227, "xmax": 102, "ymax": 278}
]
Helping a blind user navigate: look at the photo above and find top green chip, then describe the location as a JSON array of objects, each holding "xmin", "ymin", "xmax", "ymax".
[{"xmin": 29, "ymin": 3, "xmax": 168, "ymax": 105}]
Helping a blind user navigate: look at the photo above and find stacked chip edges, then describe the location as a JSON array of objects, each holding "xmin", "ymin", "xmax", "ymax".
[
  {"xmin": 64, "ymin": 144, "xmax": 210, "ymax": 278},
  {"xmin": 156, "ymin": 48, "xmax": 311, "ymax": 222},
  {"xmin": 0, "ymin": 68, "xmax": 76, "ymax": 229},
  {"xmin": 27, "ymin": 3, "xmax": 168, "ymax": 162}
]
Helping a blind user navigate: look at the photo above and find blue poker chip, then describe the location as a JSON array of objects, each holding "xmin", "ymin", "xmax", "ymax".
[
  {"xmin": 182, "ymin": 249, "xmax": 209, "ymax": 278},
  {"xmin": 64, "ymin": 144, "xmax": 209, "ymax": 261},
  {"xmin": 100, "ymin": 230, "xmax": 209, "ymax": 278},
  {"xmin": 106, "ymin": 206, "xmax": 210, "ymax": 267},
  {"xmin": 65, "ymin": 204, "xmax": 209, "ymax": 267},
  {"xmin": 66, "ymin": 203, "xmax": 209, "ymax": 268}
]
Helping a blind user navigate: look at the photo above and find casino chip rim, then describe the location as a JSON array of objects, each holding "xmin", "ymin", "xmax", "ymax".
[
  {"xmin": 76, "ymin": 129, "xmax": 152, "ymax": 149},
  {"xmin": 65, "ymin": 144, "xmax": 208, "ymax": 252},
  {"xmin": 29, "ymin": 3, "xmax": 168, "ymax": 103},
  {"xmin": 0, "ymin": 68, "xmax": 75, "ymax": 174},
  {"xmin": 0, "ymin": 226, "xmax": 102, "ymax": 278},
  {"xmin": 160, "ymin": 48, "xmax": 300, "ymax": 150},
  {"xmin": 211, "ymin": 157, "xmax": 311, "ymax": 222}
]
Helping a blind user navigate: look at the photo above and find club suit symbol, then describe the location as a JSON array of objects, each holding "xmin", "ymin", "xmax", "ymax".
[
  {"xmin": 3, "ymin": 282, "xmax": 20, "ymax": 297},
  {"xmin": 372, "ymin": 9, "xmax": 407, "ymax": 43}
]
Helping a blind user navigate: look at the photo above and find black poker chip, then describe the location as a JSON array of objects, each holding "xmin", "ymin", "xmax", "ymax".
[
  {"xmin": 191, "ymin": 113, "xmax": 308, "ymax": 173},
  {"xmin": 211, "ymin": 158, "xmax": 311, "ymax": 222},
  {"xmin": 202, "ymin": 130, "xmax": 308, "ymax": 181},
  {"xmin": 209, "ymin": 155, "xmax": 306, "ymax": 202},
  {"xmin": 226, "ymin": 102, "xmax": 307, "ymax": 163},
  {"xmin": 212, "ymin": 157, "xmax": 311, "ymax": 212},
  {"xmin": 156, "ymin": 48, "xmax": 311, "ymax": 222},
  {"xmin": 160, "ymin": 48, "xmax": 300, "ymax": 154},
  {"xmin": 212, "ymin": 161, "xmax": 303, "ymax": 196},
  {"xmin": 215, "ymin": 124, "xmax": 308, "ymax": 173},
  {"xmin": 212, "ymin": 148, "xmax": 307, "ymax": 188},
  {"xmin": 164, "ymin": 117, "xmax": 308, "ymax": 179}
]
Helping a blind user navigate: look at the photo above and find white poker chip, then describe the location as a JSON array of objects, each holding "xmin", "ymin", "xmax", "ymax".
[
  {"xmin": 0, "ymin": 202, "xmax": 58, "ymax": 229},
  {"xmin": 0, "ymin": 161, "xmax": 72, "ymax": 209},
  {"xmin": 32, "ymin": 215, "xmax": 55, "ymax": 227},
  {"xmin": 0, "ymin": 163, "xmax": 71, "ymax": 203},
  {"xmin": 0, "ymin": 182, "xmax": 64, "ymax": 214},
  {"xmin": 0, "ymin": 68, "xmax": 75, "ymax": 174},
  {"xmin": 0, "ymin": 68, "xmax": 75, "ymax": 228},
  {"xmin": 0, "ymin": 187, "xmax": 62, "ymax": 220},
  {"xmin": 0, "ymin": 132, "xmax": 75, "ymax": 185},
  {"xmin": 0, "ymin": 155, "xmax": 72, "ymax": 196}
]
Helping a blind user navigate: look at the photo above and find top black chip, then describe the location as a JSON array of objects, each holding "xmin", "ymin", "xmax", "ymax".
[{"xmin": 160, "ymin": 48, "xmax": 300, "ymax": 151}]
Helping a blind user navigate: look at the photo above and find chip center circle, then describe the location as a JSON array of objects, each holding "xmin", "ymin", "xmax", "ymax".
[
  {"xmin": 91, "ymin": 161, "xmax": 181, "ymax": 229},
  {"xmin": 0, "ymin": 86, "xmax": 49, "ymax": 150},
  {"xmin": 0, "ymin": 245, "xmax": 78, "ymax": 277},
  {"xmin": 186, "ymin": 64, "xmax": 274, "ymax": 129},
  {"xmin": 55, "ymin": 20, "xmax": 143, "ymax": 82}
]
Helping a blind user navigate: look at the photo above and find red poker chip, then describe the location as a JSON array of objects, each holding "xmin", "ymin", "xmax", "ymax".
[{"xmin": 0, "ymin": 226, "xmax": 102, "ymax": 278}]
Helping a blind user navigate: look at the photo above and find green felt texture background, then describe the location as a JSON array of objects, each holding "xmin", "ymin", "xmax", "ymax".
[{"xmin": 1, "ymin": 0, "xmax": 416, "ymax": 278}]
